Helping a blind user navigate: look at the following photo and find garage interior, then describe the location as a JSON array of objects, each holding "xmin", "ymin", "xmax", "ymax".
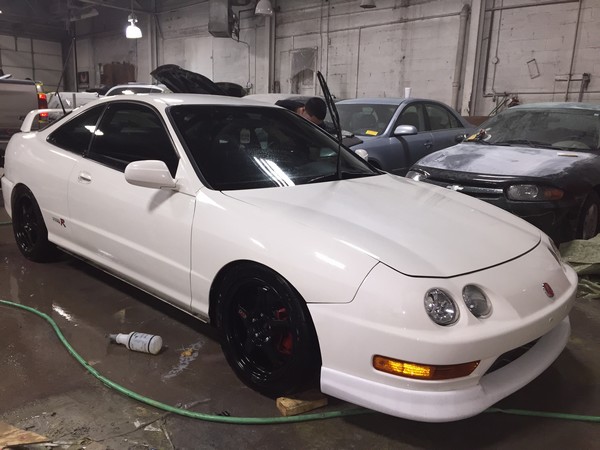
[{"xmin": 1, "ymin": 0, "xmax": 600, "ymax": 449}]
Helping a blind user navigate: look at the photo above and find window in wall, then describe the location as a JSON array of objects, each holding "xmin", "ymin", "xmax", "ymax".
[{"xmin": 290, "ymin": 48, "xmax": 317, "ymax": 95}]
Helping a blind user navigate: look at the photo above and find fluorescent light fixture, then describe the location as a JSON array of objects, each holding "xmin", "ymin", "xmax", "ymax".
[
  {"xmin": 255, "ymin": 0, "xmax": 273, "ymax": 16},
  {"xmin": 126, "ymin": 12, "xmax": 142, "ymax": 39},
  {"xmin": 360, "ymin": 0, "xmax": 376, "ymax": 8}
]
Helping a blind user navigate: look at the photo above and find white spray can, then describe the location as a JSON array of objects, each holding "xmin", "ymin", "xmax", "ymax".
[{"xmin": 109, "ymin": 332, "xmax": 163, "ymax": 355}]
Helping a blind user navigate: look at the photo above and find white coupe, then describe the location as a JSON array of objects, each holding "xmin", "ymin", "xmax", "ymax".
[{"xmin": 1, "ymin": 93, "xmax": 577, "ymax": 422}]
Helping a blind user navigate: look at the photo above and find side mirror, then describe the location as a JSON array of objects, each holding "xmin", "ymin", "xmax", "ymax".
[
  {"xmin": 354, "ymin": 149, "xmax": 369, "ymax": 161},
  {"xmin": 125, "ymin": 160, "xmax": 177, "ymax": 189},
  {"xmin": 393, "ymin": 124, "xmax": 418, "ymax": 137}
]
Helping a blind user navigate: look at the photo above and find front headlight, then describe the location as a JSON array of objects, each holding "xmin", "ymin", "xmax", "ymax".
[
  {"xmin": 424, "ymin": 288, "xmax": 459, "ymax": 326},
  {"xmin": 506, "ymin": 184, "xmax": 564, "ymax": 201},
  {"xmin": 406, "ymin": 169, "xmax": 429, "ymax": 181},
  {"xmin": 462, "ymin": 285, "xmax": 492, "ymax": 318}
]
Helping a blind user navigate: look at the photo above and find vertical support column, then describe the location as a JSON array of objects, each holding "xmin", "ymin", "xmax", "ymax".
[{"xmin": 460, "ymin": 0, "xmax": 485, "ymax": 116}]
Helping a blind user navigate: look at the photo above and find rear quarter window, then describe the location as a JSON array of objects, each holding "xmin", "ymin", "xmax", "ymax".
[{"xmin": 47, "ymin": 105, "xmax": 104, "ymax": 155}]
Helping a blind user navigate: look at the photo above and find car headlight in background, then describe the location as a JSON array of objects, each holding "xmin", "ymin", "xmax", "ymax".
[
  {"xmin": 462, "ymin": 285, "xmax": 492, "ymax": 318},
  {"xmin": 406, "ymin": 170, "xmax": 429, "ymax": 181},
  {"xmin": 424, "ymin": 288, "xmax": 459, "ymax": 326},
  {"xmin": 506, "ymin": 184, "xmax": 564, "ymax": 201}
]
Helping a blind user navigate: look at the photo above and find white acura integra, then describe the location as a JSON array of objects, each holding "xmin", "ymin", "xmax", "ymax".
[{"xmin": 1, "ymin": 91, "xmax": 577, "ymax": 422}]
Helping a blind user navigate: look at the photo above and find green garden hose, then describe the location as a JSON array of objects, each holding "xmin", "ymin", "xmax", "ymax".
[
  {"xmin": 0, "ymin": 298, "xmax": 369, "ymax": 424},
  {"xmin": 1, "ymin": 298, "xmax": 599, "ymax": 424}
]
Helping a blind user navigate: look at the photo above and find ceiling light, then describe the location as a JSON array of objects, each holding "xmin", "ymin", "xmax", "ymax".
[
  {"xmin": 360, "ymin": 0, "xmax": 376, "ymax": 8},
  {"xmin": 255, "ymin": 0, "xmax": 273, "ymax": 16},
  {"xmin": 126, "ymin": 12, "xmax": 142, "ymax": 39}
]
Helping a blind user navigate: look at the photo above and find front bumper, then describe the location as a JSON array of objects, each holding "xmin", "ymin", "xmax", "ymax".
[
  {"xmin": 308, "ymin": 242, "xmax": 577, "ymax": 422},
  {"xmin": 321, "ymin": 317, "xmax": 570, "ymax": 422}
]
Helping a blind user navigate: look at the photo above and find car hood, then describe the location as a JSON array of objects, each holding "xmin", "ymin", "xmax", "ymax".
[
  {"xmin": 415, "ymin": 142, "xmax": 596, "ymax": 177},
  {"xmin": 224, "ymin": 174, "xmax": 540, "ymax": 277},
  {"xmin": 150, "ymin": 64, "xmax": 227, "ymax": 96}
]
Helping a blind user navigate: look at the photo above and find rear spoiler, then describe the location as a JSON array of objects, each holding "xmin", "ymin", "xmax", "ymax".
[{"xmin": 20, "ymin": 109, "xmax": 71, "ymax": 132}]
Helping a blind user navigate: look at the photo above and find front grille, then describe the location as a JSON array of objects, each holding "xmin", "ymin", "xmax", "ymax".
[
  {"xmin": 485, "ymin": 339, "xmax": 539, "ymax": 374},
  {"xmin": 423, "ymin": 178, "xmax": 505, "ymax": 200}
]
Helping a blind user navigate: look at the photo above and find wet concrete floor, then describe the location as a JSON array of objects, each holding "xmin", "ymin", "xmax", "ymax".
[{"xmin": 0, "ymin": 190, "xmax": 599, "ymax": 449}]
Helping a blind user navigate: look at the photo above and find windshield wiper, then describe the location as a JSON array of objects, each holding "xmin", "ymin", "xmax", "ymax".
[
  {"xmin": 306, "ymin": 171, "xmax": 374, "ymax": 184},
  {"xmin": 494, "ymin": 139, "xmax": 553, "ymax": 149}
]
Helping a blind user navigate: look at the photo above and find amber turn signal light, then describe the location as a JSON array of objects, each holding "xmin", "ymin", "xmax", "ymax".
[{"xmin": 373, "ymin": 355, "xmax": 479, "ymax": 380}]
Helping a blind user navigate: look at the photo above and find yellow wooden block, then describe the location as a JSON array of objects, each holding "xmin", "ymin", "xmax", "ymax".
[
  {"xmin": 0, "ymin": 421, "xmax": 49, "ymax": 447},
  {"xmin": 276, "ymin": 394, "xmax": 328, "ymax": 416}
]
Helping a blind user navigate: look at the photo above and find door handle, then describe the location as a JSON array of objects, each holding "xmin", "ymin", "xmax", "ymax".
[{"xmin": 78, "ymin": 172, "xmax": 92, "ymax": 183}]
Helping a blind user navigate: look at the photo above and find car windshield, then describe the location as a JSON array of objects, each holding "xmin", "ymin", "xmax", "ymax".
[
  {"xmin": 169, "ymin": 105, "xmax": 378, "ymax": 190},
  {"xmin": 475, "ymin": 108, "xmax": 600, "ymax": 151},
  {"xmin": 336, "ymin": 103, "xmax": 399, "ymax": 136}
]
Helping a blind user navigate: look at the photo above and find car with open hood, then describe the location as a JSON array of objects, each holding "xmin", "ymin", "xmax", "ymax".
[
  {"xmin": 1, "ymin": 75, "xmax": 577, "ymax": 422},
  {"xmin": 407, "ymin": 102, "xmax": 600, "ymax": 244}
]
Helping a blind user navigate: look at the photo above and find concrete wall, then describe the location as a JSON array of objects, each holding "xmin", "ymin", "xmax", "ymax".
[
  {"xmin": 474, "ymin": 0, "xmax": 600, "ymax": 115},
  {"xmin": 47, "ymin": 0, "xmax": 600, "ymax": 116}
]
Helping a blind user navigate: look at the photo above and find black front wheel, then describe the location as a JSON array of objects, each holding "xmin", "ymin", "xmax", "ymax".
[
  {"xmin": 215, "ymin": 265, "xmax": 321, "ymax": 397},
  {"xmin": 12, "ymin": 187, "xmax": 57, "ymax": 262}
]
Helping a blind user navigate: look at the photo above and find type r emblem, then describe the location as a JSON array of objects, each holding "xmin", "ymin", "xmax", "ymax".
[
  {"xmin": 446, "ymin": 185, "xmax": 464, "ymax": 191},
  {"xmin": 52, "ymin": 217, "xmax": 66, "ymax": 228},
  {"xmin": 542, "ymin": 283, "xmax": 554, "ymax": 298}
]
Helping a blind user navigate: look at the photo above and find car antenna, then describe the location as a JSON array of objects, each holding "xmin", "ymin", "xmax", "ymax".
[
  {"xmin": 317, "ymin": 71, "xmax": 343, "ymax": 179},
  {"xmin": 53, "ymin": 37, "xmax": 76, "ymax": 116}
]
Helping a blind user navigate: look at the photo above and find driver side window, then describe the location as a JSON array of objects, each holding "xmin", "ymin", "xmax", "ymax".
[
  {"xmin": 395, "ymin": 104, "xmax": 425, "ymax": 132},
  {"xmin": 87, "ymin": 102, "xmax": 179, "ymax": 176}
]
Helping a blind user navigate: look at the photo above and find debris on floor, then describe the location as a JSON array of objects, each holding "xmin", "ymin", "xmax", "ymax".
[
  {"xmin": 0, "ymin": 421, "xmax": 49, "ymax": 447},
  {"xmin": 560, "ymin": 235, "xmax": 600, "ymax": 299},
  {"xmin": 276, "ymin": 390, "xmax": 328, "ymax": 416}
]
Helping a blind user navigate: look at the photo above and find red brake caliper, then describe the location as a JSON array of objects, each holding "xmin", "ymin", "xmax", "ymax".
[{"xmin": 275, "ymin": 308, "xmax": 292, "ymax": 355}]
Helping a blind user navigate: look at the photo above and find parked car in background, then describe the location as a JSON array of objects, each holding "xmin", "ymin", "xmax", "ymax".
[
  {"xmin": 244, "ymin": 93, "xmax": 315, "ymax": 105},
  {"xmin": 104, "ymin": 83, "xmax": 169, "ymax": 96},
  {"xmin": 47, "ymin": 91, "xmax": 100, "ymax": 110},
  {"xmin": 2, "ymin": 89, "xmax": 576, "ymax": 422},
  {"xmin": 336, "ymin": 98, "xmax": 474, "ymax": 174},
  {"xmin": 407, "ymin": 102, "xmax": 600, "ymax": 244},
  {"xmin": 0, "ymin": 75, "xmax": 47, "ymax": 165}
]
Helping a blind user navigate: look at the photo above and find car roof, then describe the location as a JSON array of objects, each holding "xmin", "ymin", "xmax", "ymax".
[
  {"xmin": 78, "ymin": 93, "xmax": 282, "ymax": 110},
  {"xmin": 510, "ymin": 102, "xmax": 600, "ymax": 112},
  {"xmin": 243, "ymin": 93, "xmax": 315, "ymax": 104},
  {"xmin": 336, "ymin": 98, "xmax": 408, "ymax": 106},
  {"xmin": 105, "ymin": 84, "xmax": 165, "ymax": 95}
]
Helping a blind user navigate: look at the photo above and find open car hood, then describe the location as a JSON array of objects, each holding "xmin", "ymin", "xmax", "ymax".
[{"xmin": 150, "ymin": 64, "xmax": 228, "ymax": 96}]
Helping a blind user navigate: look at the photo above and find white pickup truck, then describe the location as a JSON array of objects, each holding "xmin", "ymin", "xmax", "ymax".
[{"xmin": 0, "ymin": 76, "xmax": 46, "ymax": 166}]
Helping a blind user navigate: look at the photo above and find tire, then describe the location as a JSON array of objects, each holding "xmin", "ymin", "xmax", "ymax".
[
  {"xmin": 12, "ymin": 187, "xmax": 57, "ymax": 262},
  {"xmin": 577, "ymin": 192, "xmax": 600, "ymax": 240},
  {"xmin": 215, "ymin": 265, "xmax": 321, "ymax": 397}
]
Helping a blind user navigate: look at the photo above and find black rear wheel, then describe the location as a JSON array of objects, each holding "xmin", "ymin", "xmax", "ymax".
[
  {"xmin": 216, "ymin": 265, "xmax": 320, "ymax": 397},
  {"xmin": 12, "ymin": 187, "xmax": 57, "ymax": 262}
]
